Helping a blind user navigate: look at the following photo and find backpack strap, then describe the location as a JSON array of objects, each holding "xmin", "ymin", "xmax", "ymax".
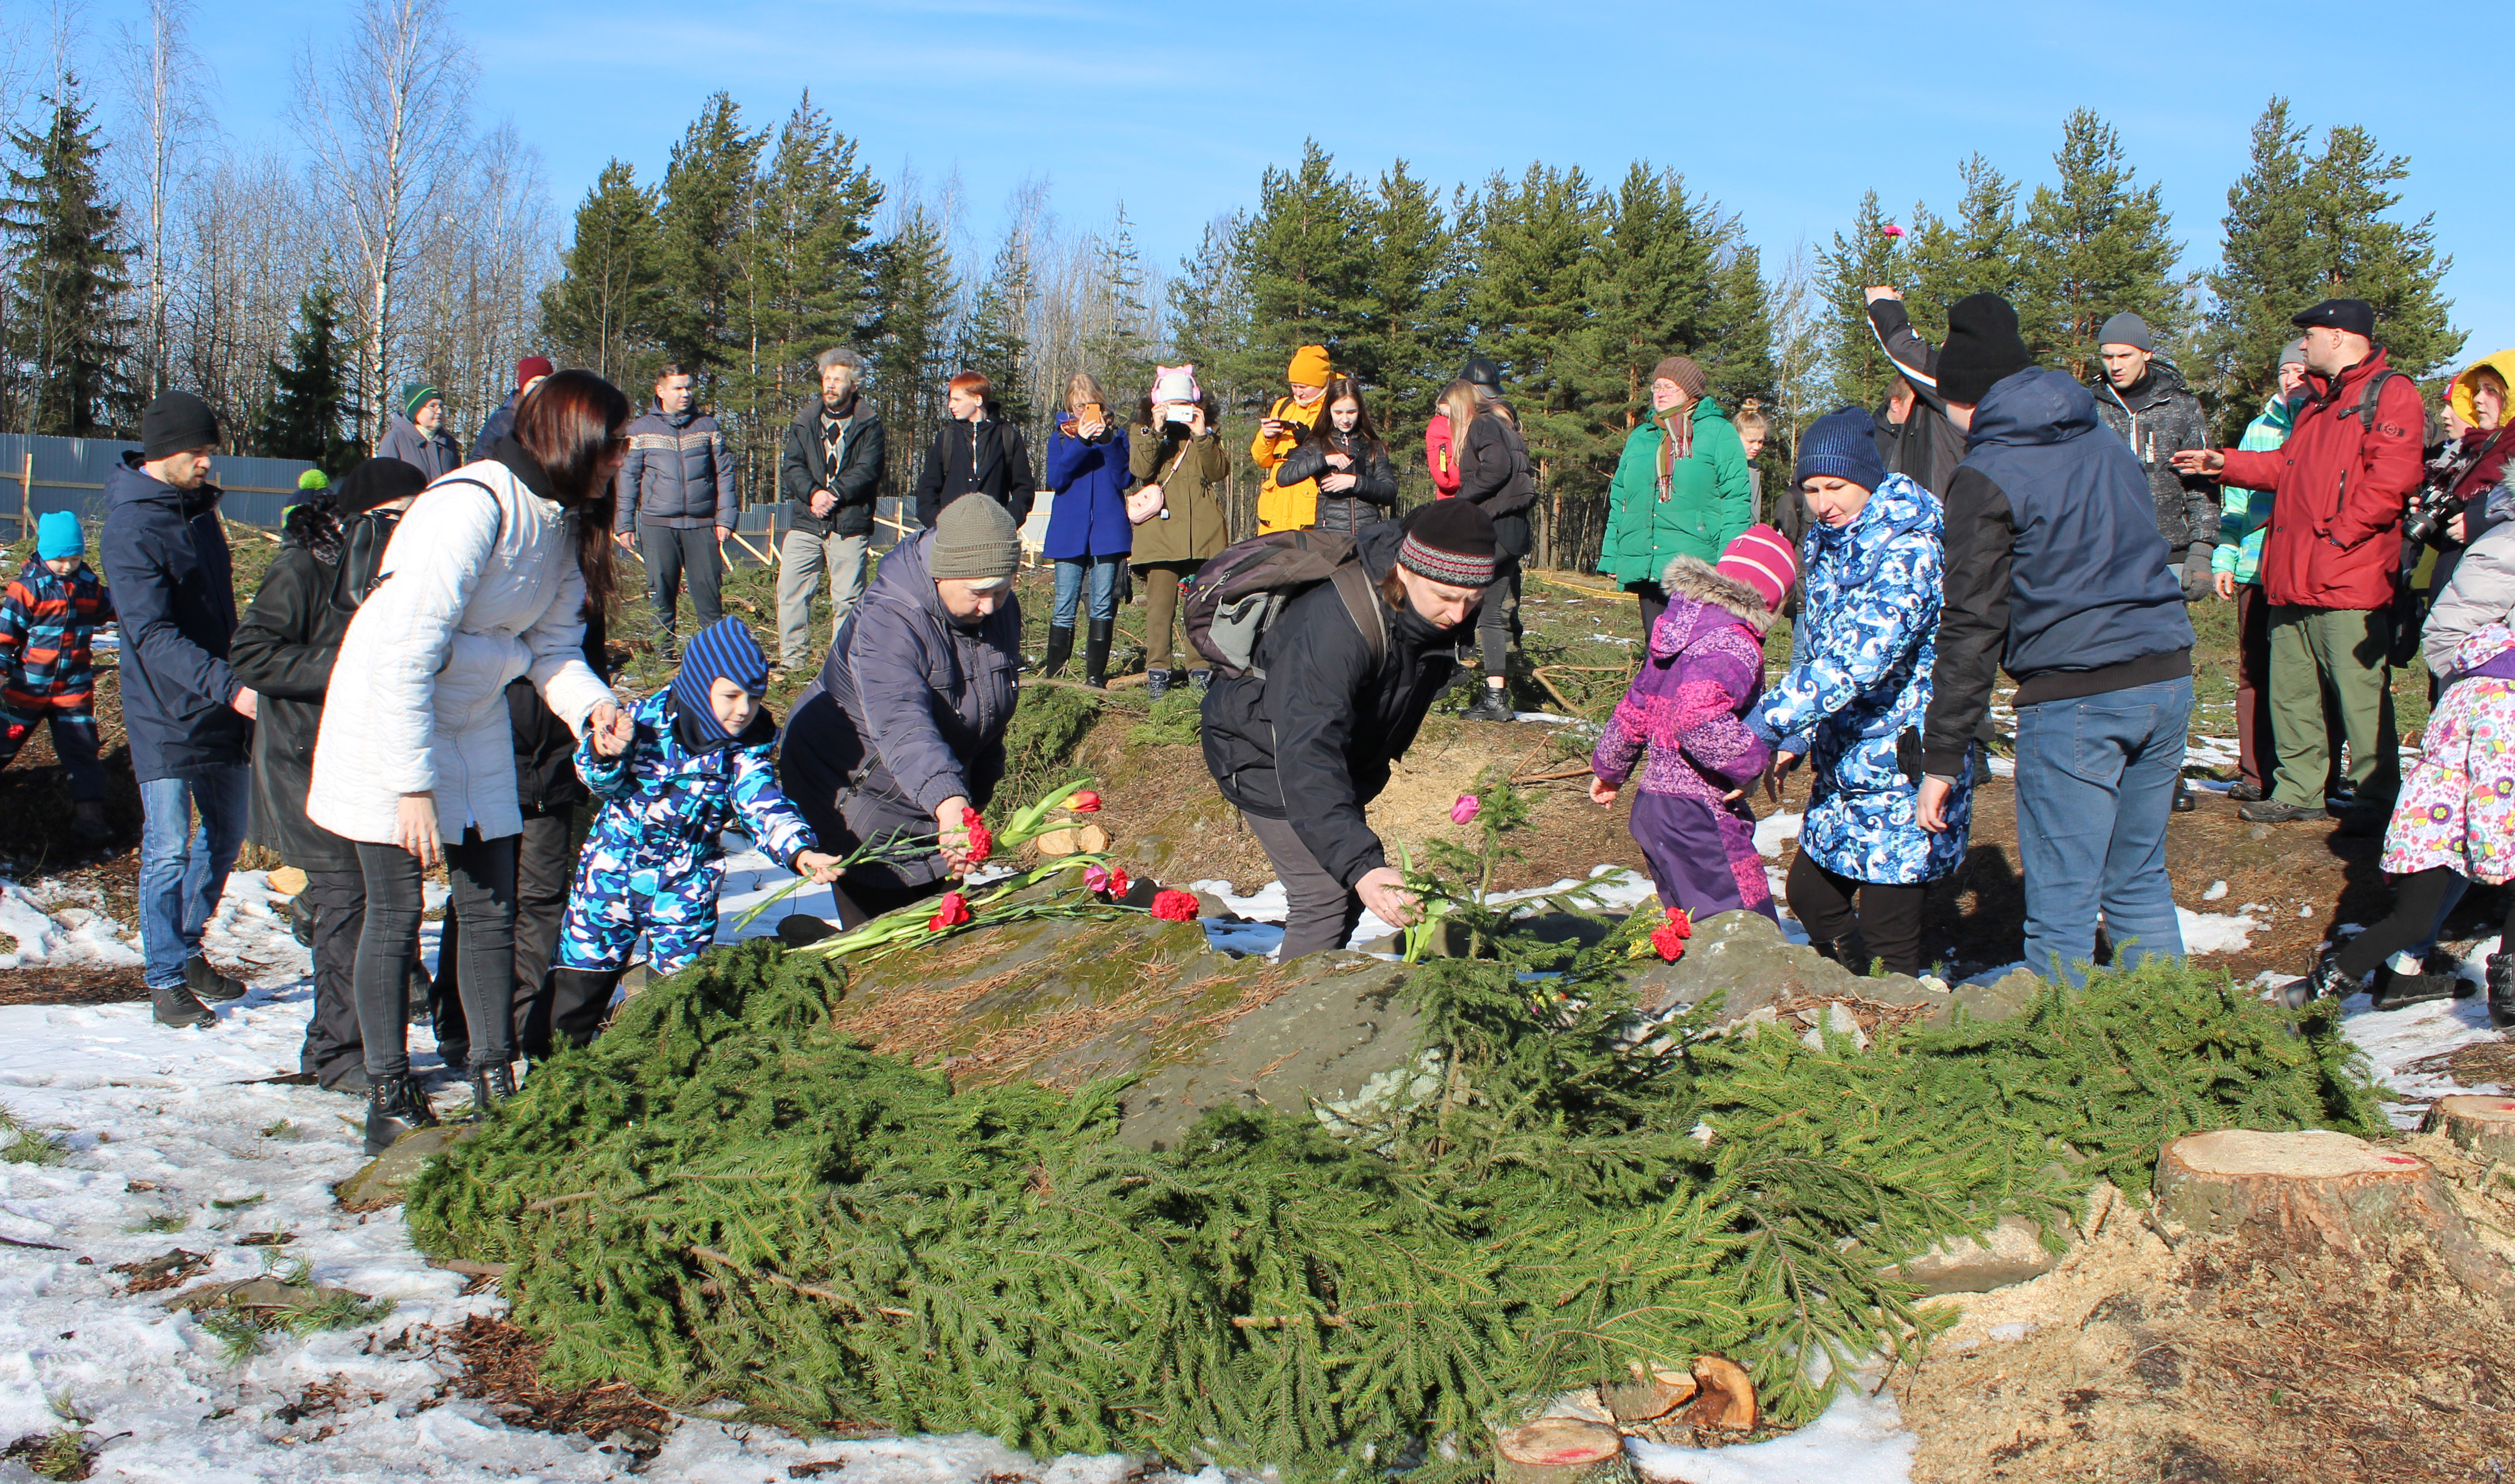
[
  {"xmin": 2353, "ymin": 369, "xmax": 2408, "ymax": 432},
  {"xmin": 1325, "ymin": 561, "xmax": 1389, "ymax": 672}
]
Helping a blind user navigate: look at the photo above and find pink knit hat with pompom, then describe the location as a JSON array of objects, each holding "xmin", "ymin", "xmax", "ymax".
[{"xmin": 1717, "ymin": 525, "xmax": 1798, "ymax": 611}]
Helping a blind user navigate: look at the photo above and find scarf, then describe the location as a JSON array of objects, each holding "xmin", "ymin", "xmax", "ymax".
[
  {"xmin": 1653, "ymin": 403, "xmax": 1693, "ymax": 497},
  {"xmin": 819, "ymin": 394, "xmax": 854, "ymax": 474}
]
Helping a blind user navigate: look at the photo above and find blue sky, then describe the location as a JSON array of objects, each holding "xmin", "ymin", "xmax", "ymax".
[{"xmin": 124, "ymin": 0, "xmax": 2515, "ymax": 369}]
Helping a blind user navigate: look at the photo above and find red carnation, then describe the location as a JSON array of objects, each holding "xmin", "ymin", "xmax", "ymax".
[
  {"xmin": 1104, "ymin": 866, "xmax": 1131, "ymax": 899},
  {"xmin": 927, "ymin": 891, "xmax": 972, "ymax": 931},
  {"xmin": 1651, "ymin": 923, "xmax": 1688, "ymax": 962},
  {"xmin": 1150, "ymin": 889, "xmax": 1200, "ymax": 923},
  {"xmin": 1069, "ymin": 790, "xmax": 1102, "ymax": 814},
  {"xmin": 1663, "ymin": 906, "xmax": 1693, "ymax": 939},
  {"xmin": 960, "ymin": 806, "xmax": 994, "ymax": 866}
]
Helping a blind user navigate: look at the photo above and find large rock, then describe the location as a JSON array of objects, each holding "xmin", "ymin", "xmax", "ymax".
[
  {"xmin": 1880, "ymin": 1213, "xmax": 2064, "ymax": 1294},
  {"xmin": 1624, "ymin": 910, "xmax": 1943, "ymax": 1023},
  {"xmin": 334, "ymin": 1124, "xmax": 469, "ymax": 1209}
]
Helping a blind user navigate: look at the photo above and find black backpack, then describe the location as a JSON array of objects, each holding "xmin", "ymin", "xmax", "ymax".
[{"xmin": 1180, "ymin": 529, "xmax": 1386, "ymax": 681}]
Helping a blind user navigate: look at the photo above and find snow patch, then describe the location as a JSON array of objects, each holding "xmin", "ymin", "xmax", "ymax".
[
  {"xmin": 1625, "ymin": 1379, "xmax": 1914, "ymax": 1484},
  {"xmin": 1753, "ymin": 811, "xmax": 1803, "ymax": 860},
  {"xmin": 2201, "ymin": 881, "xmax": 2228, "ymax": 902},
  {"xmin": 2176, "ymin": 908, "xmax": 2260, "ymax": 955}
]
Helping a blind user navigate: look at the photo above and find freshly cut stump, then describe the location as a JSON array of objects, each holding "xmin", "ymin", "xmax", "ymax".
[
  {"xmin": 1033, "ymin": 824, "xmax": 1110, "ymax": 858},
  {"xmin": 2428, "ymin": 1095, "xmax": 2515, "ymax": 1163},
  {"xmin": 1605, "ymin": 1364, "xmax": 1696, "ymax": 1425},
  {"xmin": 2153, "ymin": 1129, "xmax": 2515, "ymax": 1312},
  {"xmin": 1494, "ymin": 1417, "xmax": 1632, "ymax": 1484}
]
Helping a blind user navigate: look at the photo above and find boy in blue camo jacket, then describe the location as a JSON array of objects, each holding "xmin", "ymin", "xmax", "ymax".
[{"xmin": 550, "ymin": 617, "xmax": 841, "ymax": 1044}]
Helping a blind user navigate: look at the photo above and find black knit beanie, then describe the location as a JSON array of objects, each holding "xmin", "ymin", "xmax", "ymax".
[
  {"xmin": 1936, "ymin": 294, "xmax": 2033, "ymax": 404},
  {"xmin": 1397, "ymin": 499, "xmax": 1500, "ymax": 587},
  {"xmin": 142, "ymin": 390, "xmax": 220, "ymax": 460},
  {"xmin": 335, "ymin": 457, "xmax": 430, "ymax": 515}
]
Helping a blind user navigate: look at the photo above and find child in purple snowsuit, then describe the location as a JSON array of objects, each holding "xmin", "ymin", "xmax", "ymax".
[{"xmin": 1589, "ymin": 525, "xmax": 1799, "ymax": 922}]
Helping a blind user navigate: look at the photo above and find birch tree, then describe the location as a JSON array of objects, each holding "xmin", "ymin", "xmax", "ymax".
[{"xmin": 111, "ymin": 0, "xmax": 212, "ymax": 398}]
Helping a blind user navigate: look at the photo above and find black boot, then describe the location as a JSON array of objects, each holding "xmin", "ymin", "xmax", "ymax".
[
  {"xmin": 363, "ymin": 1073, "xmax": 439, "ymax": 1157},
  {"xmin": 2371, "ymin": 949, "xmax": 2473, "ymax": 1010},
  {"xmin": 1039, "ymin": 625, "xmax": 1075, "ymax": 677},
  {"xmin": 184, "ymin": 954, "xmax": 247, "ymax": 1003},
  {"xmin": 1083, "ymin": 618, "xmax": 1114, "ymax": 688},
  {"xmin": 1810, "ymin": 934, "xmax": 1873, "ymax": 976},
  {"xmin": 1190, "ymin": 669, "xmax": 1212, "ymax": 695},
  {"xmin": 2172, "ymin": 777, "xmax": 2195, "ymax": 813},
  {"xmin": 70, "ymin": 799, "xmax": 108, "ymax": 844},
  {"xmin": 151, "ymin": 979, "xmax": 214, "ymax": 1029},
  {"xmin": 1460, "ymin": 683, "xmax": 1514, "ymax": 722},
  {"xmin": 405, "ymin": 958, "xmax": 434, "ymax": 1024},
  {"xmin": 2489, "ymin": 953, "xmax": 2515, "ymax": 1031},
  {"xmin": 1146, "ymin": 668, "xmax": 1170, "ymax": 700},
  {"xmin": 468, "ymin": 1061, "xmax": 517, "ymax": 1115},
  {"xmin": 2278, "ymin": 950, "xmax": 2356, "ymax": 1011}
]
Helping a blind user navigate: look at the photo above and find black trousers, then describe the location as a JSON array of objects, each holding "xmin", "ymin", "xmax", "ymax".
[
  {"xmin": 355, "ymin": 831, "xmax": 518, "ymax": 1078},
  {"xmin": 1786, "ymin": 851, "xmax": 1926, "ymax": 979},
  {"xmin": 298, "ymin": 870, "xmax": 367, "ymax": 1083},
  {"xmin": 1477, "ymin": 569, "xmax": 1523, "ymax": 678},
  {"xmin": 434, "ymin": 808, "xmax": 576, "ymax": 1063},
  {"xmin": 640, "ymin": 523, "xmax": 723, "ymax": 639},
  {"xmin": 2336, "ymin": 867, "xmax": 2515, "ymax": 980}
]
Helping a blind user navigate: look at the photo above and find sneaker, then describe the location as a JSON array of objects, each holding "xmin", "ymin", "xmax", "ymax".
[
  {"xmin": 1146, "ymin": 669, "xmax": 1171, "ymax": 700},
  {"xmin": 2371, "ymin": 953, "xmax": 2473, "ymax": 1010},
  {"xmin": 1189, "ymin": 670, "xmax": 1212, "ymax": 695},
  {"xmin": 2228, "ymin": 780, "xmax": 2267, "ymax": 803},
  {"xmin": 183, "ymin": 955, "xmax": 248, "ymax": 1003},
  {"xmin": 2237, "ymin": 799, "xmax": 2322, "ymax": 825},
  {"xmin": 1460, "ymin": 687, "xmax": 1515, "ymax": 723},
  {"xmin": 150, "ymin": 980, "xmax": 215, "ymax": 1029}
]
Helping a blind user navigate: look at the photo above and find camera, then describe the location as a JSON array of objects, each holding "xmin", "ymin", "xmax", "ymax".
[
  {"xmin": 1164, "ymin": 404, "xmax": 1196, "ymax": 424},
  {"xmin": 2404, "ymin": 482, "xmax": 2461, "ymax": 547}
]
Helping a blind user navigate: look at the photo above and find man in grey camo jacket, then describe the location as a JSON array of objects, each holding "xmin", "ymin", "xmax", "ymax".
[{"xmin": 2092, "ymin": 311, "xmax": 2218, "ymax": 596}]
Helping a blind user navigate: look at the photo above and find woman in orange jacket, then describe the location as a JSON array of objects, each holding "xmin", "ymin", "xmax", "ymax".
[{"xmin": 1252, "ymin": 345, "xmax": 1333, "ymax": 531}]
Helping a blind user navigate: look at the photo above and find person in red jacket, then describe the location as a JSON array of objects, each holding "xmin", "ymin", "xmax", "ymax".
[
  {"xmin": 2176, "ymin": 299, "xmax": 2422, "ymax": 825},
  {"xmin": 1424, "ymin": 357, "xmax": 1502, "ymax": 497}
]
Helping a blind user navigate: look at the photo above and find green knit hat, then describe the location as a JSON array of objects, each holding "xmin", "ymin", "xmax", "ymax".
[
  {"xmin": 928, "ymin": 496, "xmax": 1020, "ymax": 582},
  {"xmin": 400, "ymin": 382, "xmax": 439, "ymax": 421},
  {"xmin": 297, "ymin": 468, "xmax": 330, "ymax": 492}
]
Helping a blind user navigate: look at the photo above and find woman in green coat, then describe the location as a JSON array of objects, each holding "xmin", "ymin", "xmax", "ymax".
[{"xmin": 1598, "ymin": 356, "xmax": 1754, "ymax": 632}]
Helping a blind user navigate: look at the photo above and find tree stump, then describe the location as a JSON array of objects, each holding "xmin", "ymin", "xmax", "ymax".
[
  {"xmin": 1493, "ymin": 1417, "xmax": 1631, "ymax": 1484},
  {"xmin": 2153, "ymin": 1129, "xmax": 2515, "ymax": 1313},
  {"xmin": 2427, "ymin": 1095, "xmax": 2515, "ymax": 1163}
]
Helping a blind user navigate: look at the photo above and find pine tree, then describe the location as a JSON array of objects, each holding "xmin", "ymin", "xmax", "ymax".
[
  {"xmin": 1166, "ymin": 213, "xmax": 1259, "ymax": 409},
  {"xmin": 254, "ymin": 279, "xmax": 364, "ymax": 470},
  {"xmin": 1351, "ymin": 159, "xmax": 1462, "ymax": 423},
  {"xmin": 1, "ymin": 79, "xmax": 136, "ymax": 438},
  {"xmin": 540, "ymin": 159, "xmax": 663, "ymax": 385},
  {"xmin": 1902, "ymin": 155, "xmax": 2023, "ymax": 345},
  {"xmin": 2016, "ymin": 109, "xmax": 2183, "ymax": 379},
  {"xmin": 1578, "ymin": 164, "xmax": 1718, "ymax": 430},
  {"xmin": 650, "ymin": 93, "xmax": 766, "ymax": 391},
  {"xmin": 2298, "ymin": 124, "xmax": 2460, "ymax": 378},
  {"xmin": 1815, "ymin": 191, "xmax": 1904, "ymax": 412},
  {"xmin": 1468, "ymin": 164, "xmax": 1602, "ymax": 564},
  {"xmin": 1239, "ymin": 140, "xmax": 1373, "ymax": 377},
  {"xmin": 870, "ymin": 202, "xmax": 958, "ymax": 512},
  {"xmin": 744, "ymin": 93, "xmax": 884, "ymax": 402},
  {"xmin": 1702, "ymin": 240, "xmax": 1778, "ymax": 420},
  {"xmin": 956, "ymin": 231, "xmax": 1033, "ymax": 429}
]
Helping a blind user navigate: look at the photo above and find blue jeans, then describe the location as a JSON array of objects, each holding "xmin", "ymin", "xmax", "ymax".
[
  {"xmin": 2011, "ymin": 677, "xmax": 2193, "ymax": 985},
  {"xmin": 137, "ymin": 769, "xmax": 251, "ymax": 989},
  {"xmin": 1051, "ymin": 555, "xmax": 1124, "ymax": 626}
]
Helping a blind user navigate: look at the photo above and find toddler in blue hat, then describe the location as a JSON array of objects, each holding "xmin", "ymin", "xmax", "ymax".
[{"xmin": 0, "ymin": 511, "xmax": 116, "ymax": 839}]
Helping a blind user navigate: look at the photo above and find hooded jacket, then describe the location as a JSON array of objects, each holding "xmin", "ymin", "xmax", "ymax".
[
  {"xmin": 1274, "ymin": 429, "xmax": 1397, "ymax": 536},
  {"xmin": 619, "ymin": 404, "xmax": 736, "ymax": 531},
  {"xmin": 1591, "ymin": 556, "xmax": 1772, "ymax": 805},
  {"xmin": 470, "ymin": 393, "xmax": 518, "ymax": 463},
  {"xmin": 572, "ymin": 686, "xmax": 815, "ymax": 893},
  {"xmin": 2423, "ymin": 488, "xmax": 2515, "ymax": 678},
  {"xmin": 778, "ymin": 530, "xmax": 1022, "ymax": 892},
  {"xmin": 307, "ymin": 445, "xmax": 614, "ymax": 844},
  {"xmin": 230, "ymin": 500, "xmax": 400, "ymax": 872},
  {"xmin": 1200, "ymin": 522, "xmax": 1468, "ymax": 888},
  {"xmin": 911, "ymin": 411, "xmax": 1036, "ymax": 530},
  {"xmin": 779, "ymin": 397, "xmax": 886, "ymax": 540},
  {"xmin": 1458, "ymin": 407, "xmax": 1540, "ymax": 558},
  {"xmin": 2213, "ymin": 394, "xmax": 2296, "ymax": 586},
  {"xmin": 1753, "ymin": 474, "xmax": 1974, "ymax": 886},
  {"xmin": 1252, "ymin": 394, "xmax": 1328, "ymax": 533},
  {"xmin": 0, "ymin": 555, "xmax": 111, "ymax": 714},
  {"xmin": 1867, "ymin": 298, "xmax": 1969, "ymax": 496},
  {"xmin": 1598, "ymin": 399, "xmax": 1754, "ymax": 586},
  {"xmin": 98, "ymin": 455, "xmax": 249, "ymax": 782},
  {"xmin": 1042, "ymin": 421, "xmax": 1135, "ymax": 560},
  {"xmin": 1921, "ymin": 367, "xmax": 2194, "ymax": 777},
  {"xmin": 1127, "ymin": 422, "xmax": 1230, "ymax": 565},
  {"xmin": 2092, "ymin": 357, "xmax": 2218, "ymax": 559},
  {"xmin": 2217, "ymin": 348, "xmax": 2424, "ymax": 611},
  {"xmin": 377, "ymin": 414, "xmax": 462, "ymax": 482}
]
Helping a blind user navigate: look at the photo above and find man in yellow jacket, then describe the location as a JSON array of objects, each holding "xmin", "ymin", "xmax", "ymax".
[{"xmin": 1252, "ymin": 344, "xmax": 1332, "ymax": 532}]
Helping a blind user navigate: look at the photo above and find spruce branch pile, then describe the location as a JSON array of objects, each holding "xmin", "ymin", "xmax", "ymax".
[{"xmin": 409, "ymin": 921, "xmax": 2379, "ymax": 1479}]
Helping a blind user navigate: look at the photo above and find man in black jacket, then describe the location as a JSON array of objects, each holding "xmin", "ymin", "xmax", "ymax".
[
  {"xmin": 1864, "ymin": 287, "xmax": 1969, "ymax": 497},
  {"xmin": 1201, "ymin": 502, "xmax": 1498, "ymax": 959},
  {"xmin": 1914, "ymin": 295, "xmax": 2196, "ymax": 986},
  {"xmin": 100, "ymin": 392, "xmax": 261, "ymax": 1029},
  {"xmin": 775, "ymin": 348, "xmax": 885, "ymax": 672},
  {"xmin": 912, "ymin": 371, "xmax": 1035, "ymax": 530}
]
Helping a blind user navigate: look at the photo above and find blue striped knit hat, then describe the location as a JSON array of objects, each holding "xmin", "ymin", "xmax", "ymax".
[
  {"xmin": 670, "ymin": 617, "xmax": 770, "ymax": 739},
  {"xmin": 1793, "ymin": 406, "xmax": 1887, "ymax": 493}
]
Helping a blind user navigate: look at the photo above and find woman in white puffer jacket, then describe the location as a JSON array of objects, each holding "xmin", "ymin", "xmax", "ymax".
[{"xmin": 309, "ymin": 370, "xmax": 631, "ymax": 1153}]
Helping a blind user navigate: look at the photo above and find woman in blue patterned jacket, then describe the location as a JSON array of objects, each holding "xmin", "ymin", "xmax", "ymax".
[{"xmin": 1749, "ymin": 408, "xmax": 1975, "ymax": 977}]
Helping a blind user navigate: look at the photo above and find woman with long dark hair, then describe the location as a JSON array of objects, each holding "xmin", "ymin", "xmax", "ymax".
[
  {"xmin": 1273, "ymin": 374, "xmax": 1397, "ymax": 536},
  {"xmin": 309, "ymin": 370, "xmax": 629, "ymax": 1154}
]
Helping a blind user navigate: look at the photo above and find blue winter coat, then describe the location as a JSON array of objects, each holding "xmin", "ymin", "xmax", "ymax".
[
  {"xmin": 619, "ymin": 405, "xmax": 736, "ymax": 531},
  {"xmin": 573, "ymin": 687, "xmax": 815, "ymax": 894},
  {"xmin": 1042, "ymin": 423, "xmax": 1133, "ymax": 561},
  {"xmin": 98, "ymin": 455, "xmax": 249, "ymax": 782},
  {"xmin": 470, "ymin": 392, "xmax": 519, "ymax": 463},
  {"xmin": 1753, "ymin": 473, "xmax": 1975, "ymax": 885}
]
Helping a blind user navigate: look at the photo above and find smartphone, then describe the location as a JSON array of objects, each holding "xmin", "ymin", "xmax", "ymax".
[{"xmin": 1165, "ymin": 404, "xmax": 1195, "ymax": 423}]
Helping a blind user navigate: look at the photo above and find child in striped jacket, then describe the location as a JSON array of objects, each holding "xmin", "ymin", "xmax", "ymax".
[{"xmin": 0, "ymin": 512, "xmax": 115, "ymax": 839}]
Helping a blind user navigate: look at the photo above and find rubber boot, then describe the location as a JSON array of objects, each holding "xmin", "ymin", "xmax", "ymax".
[
  {"xmin": 70, "ymin": 799, "xmax": 108, "ymax": 844},
  {"xmin": 2278, "ymin": 950, "xmax": 2355, "ymax": 1011},
  {"xmin": 151, "ymin": 979, "xmax": 214, "ymax": 1029},
  {"xmin": 1039, "ymin": 625, "xmax": 1075, "ymax": 678},
  {"xmin": 364, "ymin": 1072, "xmax": 439, "ymax": 1157},
  {"xmin": 1084, "ymin": 618, "xmax": 1114, "ymax": 689},
  {"xmin": 1146, "ymin": 669, "xmax": 1170, "ymax": 700},
  {"xmin": 2490, "ymin": 953, "xmax": 2515, "ymax": 1032},
  {"xmin": 468, "ymin": 1061, "xmax": 517, "ymax": 1116},
  {"xmin": 1461, "ymin": 683, "xmax": 1514, "ymax": 723}
]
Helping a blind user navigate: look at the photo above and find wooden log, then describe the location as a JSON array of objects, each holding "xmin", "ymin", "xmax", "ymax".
[
  {"xmin": 2154, "ymin": 1128, "xmax": 2515, "ymax": 1312},
  {"xmin": 1033, "ymin": 824, "xmax": 1109, "ymax": 858},
  {"xmin": 1603, "ymin": 1363, "xmax": 1696, "ymax": 1424},
  {"xmin": 1493, "ymin": 1417, "xmax": 1630, "ymax": 1484},
  {"xmin": 2427, "ymin": 1095, "xmax": 2515, "ymax": 1163}
]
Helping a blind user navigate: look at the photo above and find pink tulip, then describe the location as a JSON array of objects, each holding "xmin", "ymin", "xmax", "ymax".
[
  {"xmin": 1084, "ymin": 864, "xmax": 1110, "ymax": 892},
  {"xmin": 1451, "ymin": 795, "xmax": 1480, "ymax": 826}
]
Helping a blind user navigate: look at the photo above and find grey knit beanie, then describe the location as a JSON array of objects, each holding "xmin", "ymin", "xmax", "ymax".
[
  {"xmin": 2096, "ymin": 312, "xmax": 2154, "ymax": 353},
  {"xmin": 929, "ymin": 495, "xmax": 1020, "ymax": 581}
]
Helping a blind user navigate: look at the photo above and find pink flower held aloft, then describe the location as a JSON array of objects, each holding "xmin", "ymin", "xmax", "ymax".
[
  {"xmin": 1881, "ymin": 223, "xmax": 1905, "ymax": 238},
  {"xmin": 1451, "ymin": 794, "xmax": 1481, "ymax": 826}
]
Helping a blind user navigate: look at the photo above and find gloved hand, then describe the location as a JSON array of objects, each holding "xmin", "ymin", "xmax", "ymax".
[{"xmin": 2180, "ymin": 545, "xmax": 2216, "ymax": 600}]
